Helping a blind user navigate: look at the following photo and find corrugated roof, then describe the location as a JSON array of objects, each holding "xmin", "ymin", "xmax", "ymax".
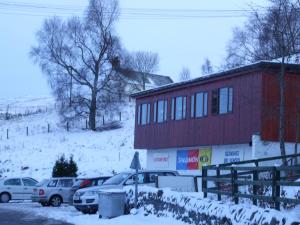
[
  {"xmin": 131, "ymin": 61, "xmax": 300, "ymax": 98},
  {"xmin": 116, "ymin": 68, "xmax": 173, "ymax": 86}
]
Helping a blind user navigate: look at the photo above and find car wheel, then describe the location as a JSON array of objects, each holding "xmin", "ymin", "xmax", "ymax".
[
  {"xmin": 41, "ymin": 202, "xmax": 49, "ymax": 207},
  {"xmin": 0, "ymin": 193, "xmax": 10, "ymax": 203},
  {"xmin": 50, "ymin": 195, "xmax": 62, "ymax": 207}
]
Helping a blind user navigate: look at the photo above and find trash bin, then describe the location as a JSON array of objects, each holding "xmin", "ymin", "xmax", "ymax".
[{"xmin": 98, "ymin": 190, "xmax": 126, "ymax": 219}]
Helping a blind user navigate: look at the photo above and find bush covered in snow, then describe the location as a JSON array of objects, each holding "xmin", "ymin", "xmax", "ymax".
[{"xmin": 124, "ymin": 186, "xmax": 300, "ymax": 225}]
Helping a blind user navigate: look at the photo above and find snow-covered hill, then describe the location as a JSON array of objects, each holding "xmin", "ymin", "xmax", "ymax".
[{"xmin": 0, "ymin": 96, "xmax": 146, "ymax": 180}]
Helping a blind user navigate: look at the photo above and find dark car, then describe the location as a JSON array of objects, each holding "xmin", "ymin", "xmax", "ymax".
[{"xmin": 69, "ymin": 176, "xmax": 111, "ymax": 205}]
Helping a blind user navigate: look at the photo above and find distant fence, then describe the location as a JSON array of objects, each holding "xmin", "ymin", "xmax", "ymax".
[
  {"xmin": 202, "ymin": 153, "xmax": 300, "ymax": 211},
  {"xmin": 0, "ymin": 112, "xmax": 124, "ymax": 140}
]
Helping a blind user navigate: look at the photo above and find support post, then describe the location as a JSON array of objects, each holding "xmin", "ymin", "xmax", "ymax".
[
  {"xmin": 6, "ymin": 129, "xmax": 8, "ymax": 139},
  {"xmin": 216, "ymin": 167, "xmax": 221, "ymax": 201},
  {"xmin": 273, "ymin": 167, "xmax": 280, "ymax": 210},
  {"xmin": 26, "ymin": 127, "xmax": 29, "ymax": 136},
  {"xmin": 47, "ymin": 123, "xmax": 50, "ymax": 133},
  {"xmin": 253, "ymin": 162, "xmax": 258, "ymax": 206},
  {"xmin": 202, "ymin": 167, "xmax": 208, "ymax": 198}
]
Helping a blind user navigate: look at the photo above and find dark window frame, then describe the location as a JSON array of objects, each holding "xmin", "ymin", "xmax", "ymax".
[
  {"xmin": 211, "ymin": 87, "xmax": 233, "ymax": 115},
  {"xmin": 171, "ymin": 96, "xmax": 187, "ymax": 121},
  {"xmin": 138, "ymin": 103, "xmax": 151, "ymax": 125},
  {"xmin": 153, "ymin": 99, "xmax": 168, "ymax": 123},
  {"xmin": 191, "ymin": 91, "xmax": 208, "ymax": 118}
]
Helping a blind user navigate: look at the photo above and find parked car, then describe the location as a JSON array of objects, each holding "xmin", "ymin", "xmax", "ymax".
[
  {"xmin": 73, "ymin": 170, "xmax": 179, "ymax": 214},
  {"xmin": 0, "ymin": 177, "xmax": 38, "ymax": 203},
  {"xmin": 69, "ymin": 176, "xmax": 111, "ymax": 205},
  {"xmin": 31, "ymin": 177, "xmax": 76, "ymax": 207}
]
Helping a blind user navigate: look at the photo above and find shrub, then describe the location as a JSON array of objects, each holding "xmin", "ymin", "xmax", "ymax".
[{"xmin": 52, "ymin": 155, "xmax": 78, "ymax": 177}]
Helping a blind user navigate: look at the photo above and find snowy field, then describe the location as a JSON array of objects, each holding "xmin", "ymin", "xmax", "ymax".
[
  {"xmin": 0, "ymin": 202, "xmax": 188, "ymax": 225},
  {"xmin": 0, "ymin": 96, "xmax": 146, "ymax": 180}
]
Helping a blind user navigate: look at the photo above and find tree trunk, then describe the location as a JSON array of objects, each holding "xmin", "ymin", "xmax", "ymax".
[
  {"xmin": 279, "ymin": 60, "xmax": 287, "ymax": 165},
  {"xmin": 69, "ymin": 76, "xmax": 73, "ymax": 107},
  {"xmin": 89, "ymin": 90, "xmax": 97, "ymax": 131}
]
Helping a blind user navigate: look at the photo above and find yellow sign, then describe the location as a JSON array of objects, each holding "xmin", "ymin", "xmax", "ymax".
[{"xmin": 198, "ymin": 148, "xmax": 212, "ymax": 169}]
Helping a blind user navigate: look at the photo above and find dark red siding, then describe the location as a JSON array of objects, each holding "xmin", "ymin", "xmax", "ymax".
[
  {"xmin": 134, "ymin": 71, "xmax": 263, "ymax": 149},
  {"xmin": 261, "ymin": 71, "xmax": 300, "ymax": 142}
]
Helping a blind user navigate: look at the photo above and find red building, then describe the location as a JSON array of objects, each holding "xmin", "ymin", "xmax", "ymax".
[{"xmin": 132, "ymin": 62, "xmax": 300, "ymax": 174}]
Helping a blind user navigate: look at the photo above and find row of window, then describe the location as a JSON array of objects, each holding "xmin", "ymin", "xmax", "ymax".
[{"xmin": 137, "ymin": 87, "xmax": 233, "ymax": 125}]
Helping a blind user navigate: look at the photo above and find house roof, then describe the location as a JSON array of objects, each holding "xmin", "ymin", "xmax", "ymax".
[
  {"xmin": 131, "ymin": 61, "xmax": 300, "ymax": 98},
  {"xmin": 116, "ymin": 68, "xmax": 173, "ymax": 87}
]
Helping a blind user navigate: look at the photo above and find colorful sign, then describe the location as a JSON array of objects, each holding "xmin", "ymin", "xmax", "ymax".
[{"xmin": 176, "ymin": 148, "xmax": 212, "ymax": 170}]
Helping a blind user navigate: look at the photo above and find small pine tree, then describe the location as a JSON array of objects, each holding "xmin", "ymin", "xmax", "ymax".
[{"xmin": 52, "ymin": 154, "xmax": 78, "ymax": 177}]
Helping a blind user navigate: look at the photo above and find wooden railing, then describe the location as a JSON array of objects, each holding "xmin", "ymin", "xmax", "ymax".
[{"xmin": 202, "ymin": 153, "xmax": 300, "ymax": 210}]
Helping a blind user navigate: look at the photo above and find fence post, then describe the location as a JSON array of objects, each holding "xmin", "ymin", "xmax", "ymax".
[
  {"xmin": 119, "ymin": 112, "xmax": 122, "ymax": 121},
  {"xmin": 102, "ymin": 115, "xmax": 105, "ymax": 125},
  {"xmin": 47, "ymin": 123, "xmax": 50, "ymax": 133},
  {"xmin": 6, "ymin": 129, "xmax": 8, "ymax": 139},
  {"xmin": 253, "ymin": 162, "xmax": 258, "ymax": 206},
  {"xmin": 86, "ymin": 119, "xmax": 88, "ymax": 129},
  {"xmin": 272, "ymin": 167, "xmax": 280, "ymax": 210},
  {"xmin": 26, "ymin": 127, "xmax": 29, "ymax": 136},
  {"xmin": 231, "ymin": 167, "xmax": 239, "ymax": 204},
  {"xmin": 67, "ymin": 122, "xmax": 69, "ymax": 132},
  {"xmin": 216, "ymin": 167, "xmax": 221, "ymax": 201},
  {"xmin": 202, "ymin": 167, "xmax": 207, "ymax": 198}
]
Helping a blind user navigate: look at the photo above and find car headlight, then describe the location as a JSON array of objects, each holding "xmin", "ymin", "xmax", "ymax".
[
  {"xmin": 83, "ymin": 191, "xmax": 98, "ymax": 196},
  {"xmin": 74, "ymin": 191, "xmax": 85, "ymax": 197}
]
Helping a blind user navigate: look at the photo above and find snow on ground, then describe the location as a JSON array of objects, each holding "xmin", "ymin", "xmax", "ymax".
[
  {"xmin": 0, "ymin": 202, "xmax": 188, "ymax": 225},
  {"xmin": 0, "ymin": 96, "xmax": 146, "ymax": 180}
]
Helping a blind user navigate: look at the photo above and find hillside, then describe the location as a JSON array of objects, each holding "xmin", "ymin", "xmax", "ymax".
[{"xmin": 0, "ymin": 96, "xmax": 146, "ymax": 180}]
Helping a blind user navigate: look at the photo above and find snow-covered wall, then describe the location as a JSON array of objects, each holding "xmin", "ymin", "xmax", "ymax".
[{"xmin": 252, "ymin": 134, "xmax": 298, "ymax": 166}]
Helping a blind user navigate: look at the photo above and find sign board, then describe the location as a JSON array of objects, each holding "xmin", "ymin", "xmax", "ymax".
[
  {"xmin": 176, "ymin": 148, "xmax": 212, "ymax": 170},
  {"xmin": 130, "ymin": 152, "xmax": 141, "ymax": 170},
  {"xmin": 224, "ymin": 150, "xmax": 242, "ymax": 163},
  {"xmin": 152, "ymin": 153, "xmax": 169, "ymax": 168}
]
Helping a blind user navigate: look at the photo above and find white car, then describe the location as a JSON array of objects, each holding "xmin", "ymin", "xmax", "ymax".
[
  {"xmin": 0, "ymin": 177, "xmax": 38, "ymax": 203},
  {"xmin": 73, "ymin": 170, "xmax": 179, "ymax": 214}
]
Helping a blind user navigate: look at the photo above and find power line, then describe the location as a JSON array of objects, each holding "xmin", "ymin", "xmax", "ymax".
[{"xmin": 0, "ymin": 1, "xmax": 266, "ymax": 20}]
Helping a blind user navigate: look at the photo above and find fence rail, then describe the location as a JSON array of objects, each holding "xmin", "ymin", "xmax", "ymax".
[{"xmin": 202, "ymin": 153, "xmax": 300, "ymax": 210}]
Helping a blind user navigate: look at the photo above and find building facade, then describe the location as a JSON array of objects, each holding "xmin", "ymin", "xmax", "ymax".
[{"xmin": 132, "ymin": 62, "xmax": 300, "ymax": 174}]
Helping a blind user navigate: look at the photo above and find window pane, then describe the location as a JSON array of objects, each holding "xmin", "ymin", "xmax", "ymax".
[
  {"xmin": 228, "ymin": 88, "xmax": 233, "ymax": 112},
  {"xmin": 4, "ymin": 179, "xmax": 21, "ymax": 186},
  {"xmin": 48, "ymin": 180, "xmax": 58, "ymax": 187},
  {"xmin": 204, "ymin": 93, "xmax": 208, "ymax": 116},
  {"xmin": 157, "ymin": 100, "xmax": 164, "ymax": 123},
  {"xmin": 183, "ymin": 97, "xmax": 187, "ymax": 119},
  {"xmin": 175, "ymin": 97, "xmax": 183, "ymax": 120},
  {"xmin": 219, "ymin": 88, "xmax": 228, "ymax": 114},
  {"xmin": 141, "ymin": 104, "xmax": 147, "ymax": 125},
  {"xmin": 153, "ymin": 102, "xmax": 157, "ymax": 123},
  {"xmin": 196, "ymin": 92, "xmax": 204, "ymax": 117},
  {"xmin": 138, "ymin": 105, "xmax": 141, "ymax": 125},
  {"xmin": 147, "ymin": 104, "xmax": 150, "ymax": 123},
  {"xmin": 23, "ymin": 179, "xmax": 37, "ymax": 187},
  {"xmin": 171, "ymin": 98, "xmax": 175, "ymax": 120},
  {"xmin": 164, "ymin": 100, "xmax": 168, "ymax": 121},
  {"xmin": 191, "ymin": 95, "xmax": 194, "ymax": 118},
  {"xmin": 212, "ymin": 89, "xmax": 219, "ymax": 114}
]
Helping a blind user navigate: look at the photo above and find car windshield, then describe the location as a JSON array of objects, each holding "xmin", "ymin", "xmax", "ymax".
[
  {"xmin": 103, "ymin": 173, "xmax": 131, "ymax": 185},
  {"xmin": 36, "ymin": 179, "xmax": 49, "ymax": 187}
]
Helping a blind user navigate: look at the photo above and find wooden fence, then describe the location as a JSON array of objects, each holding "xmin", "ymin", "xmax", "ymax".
[{"xmin": 202, "ymin": 153, "xmax": 300, "ymax": 210}]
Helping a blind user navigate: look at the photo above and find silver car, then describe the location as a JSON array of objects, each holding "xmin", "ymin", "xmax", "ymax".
[
  {"xmin": 0, "ymin": 177, "xmax": 38, "ymax": 203},
  {"xmin": 31, "ymin": 177, "xmax": 76, "ymax": 207},
  {"xmin": 73, "ymin": 170, "xmax": 179, "ymax": 214}
]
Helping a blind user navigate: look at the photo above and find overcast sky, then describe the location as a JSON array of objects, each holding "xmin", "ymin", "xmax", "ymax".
[{"xmin": 0, "ymin": 0, "xmax": 268, "ymax": 98}]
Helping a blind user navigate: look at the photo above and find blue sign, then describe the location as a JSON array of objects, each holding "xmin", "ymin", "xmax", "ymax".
[{"xmin": 176, "ymin": 150, "xmax": 188, "ymax": 170}]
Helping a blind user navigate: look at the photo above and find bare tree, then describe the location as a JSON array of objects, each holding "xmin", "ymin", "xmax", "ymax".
[
  {"xmin": 179, "ymin": 67, "xmax": 191, "ymax": 81},
  {"xmin": 30, "ymin": 0, "xmax": 123, "ymax": 131},
  {"xmin": 201, "ymin": 58, "xmax": 213, "ymax": 75},
  {"xmin": 126, "ymin": 51, "xmax": 159, "ymax": 90}
]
